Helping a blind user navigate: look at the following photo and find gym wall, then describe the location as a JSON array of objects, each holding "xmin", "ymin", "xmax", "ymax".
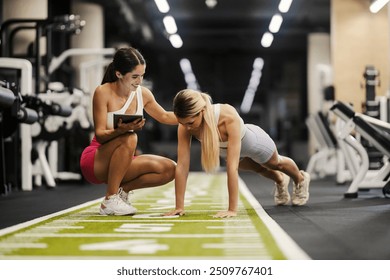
[{"xmin": 331, "ymin": 0, "xmax": 390, "ymax": 112}]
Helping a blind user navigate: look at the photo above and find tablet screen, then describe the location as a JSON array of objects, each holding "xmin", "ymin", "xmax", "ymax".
[{"xmin": 113, "ymin": 114, "xmax": 143, "ymax": 129}]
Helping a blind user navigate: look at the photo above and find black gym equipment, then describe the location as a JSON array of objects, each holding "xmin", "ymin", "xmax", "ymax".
[
  {"xmin": 0, "ymin": 14, "xmax": 89, "ymax": 192},
  {"xmin": 0, "ymin": 82, "xmax": 39, "ymax": 195},
  {"xmin": 0, "ymin": 15, "xmax": 85, "ymax": 93}
]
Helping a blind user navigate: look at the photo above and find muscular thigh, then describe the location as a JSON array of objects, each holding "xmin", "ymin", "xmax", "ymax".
[
  {"xmin": 261, "ymin": 151, "xmax": 280, "ymax": 169},
  {"xmin": 122, "ymin": 154, "xmax": 174, "ymax": 182},
  {"xmin": 239, "ymin": 157, "xmax": 267, "ymax": 173},
  {"xmin": 94, "ymin": 134, "xmax": 135, "ymax": 180}
]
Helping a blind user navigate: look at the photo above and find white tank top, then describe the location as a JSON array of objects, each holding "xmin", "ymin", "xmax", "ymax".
[
  {"xmin": 213, "ymin": 103, "xmax": 246, "ymax": 148},
  {"xmin": 106, "ymin": 86, "xmax": 144, "ymax": 129}
]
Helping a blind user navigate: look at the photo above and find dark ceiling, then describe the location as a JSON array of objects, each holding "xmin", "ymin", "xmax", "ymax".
[
  {"xmin": 91, "ymin": 0, "xmax": 330, "ymax": 52},
  {"xmin": 85, "ymin": 0, "xmax": 330, "ymax": 110}
]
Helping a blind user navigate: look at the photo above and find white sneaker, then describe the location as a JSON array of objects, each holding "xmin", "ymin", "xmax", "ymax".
[
  {"xmin": 118, "ymin": 187, "xmax": 134, "ymax": 206},
  {"xmin": 292, "ymin": 171, "xmax": 310, "ymax": 206},
  {"xmin": 274, "ymin": 173, "xmax": 291, "ymax": 205},
  {"xmin": 99, "ymin": 193, "xmax": 137, "ymax": 216}
]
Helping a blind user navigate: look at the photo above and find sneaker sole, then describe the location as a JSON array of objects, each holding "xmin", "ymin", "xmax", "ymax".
[
  {"xmin": 275, "ymin": 199, "xmax": 291, "ymax": 206},
  {"xmin": 99, "ymin": 207, "xmax": 137, "ymax": 216},
  {"xmin": 292, "ymin": 193, "xmax": 310, "ymax": 206}
]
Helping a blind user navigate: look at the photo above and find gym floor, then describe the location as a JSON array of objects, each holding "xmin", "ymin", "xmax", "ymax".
[{"xmin": 0, "ymin": 171, "xmax": 389, "ymax": 260}]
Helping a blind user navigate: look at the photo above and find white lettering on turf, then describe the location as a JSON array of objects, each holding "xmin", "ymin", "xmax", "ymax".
[
  {"xmin": 80, "ymin": 239, "xmax": 168, "ymax": 254},
  {"xmin": 132, "ymin": 213, "xmax": 180, "ymax": 219},
  {"xmin": 115, "ymin": 223, "xmax": 174, "ymax": 233}
]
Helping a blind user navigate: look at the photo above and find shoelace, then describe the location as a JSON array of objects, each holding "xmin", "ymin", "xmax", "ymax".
[
  {"xmin": 294, "ymin": 182, "xmax": 306, "ymax": 197},
  {"xmin": 276, "ymin": 181, "xmax": 287, "ymax": 194},
  {"xmin": 117, "ymin": 188, "xmax": 127, "ymax": 198},
  {"xmin": 118, "ymin": 188, "xmax": 134, "ymax": 203}
]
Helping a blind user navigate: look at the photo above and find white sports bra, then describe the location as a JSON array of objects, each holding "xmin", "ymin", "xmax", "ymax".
[
  {"xmin": 213, "ymin": 103, "xmax": 246, "ymax": 148},
  {"xmin": 106, "ymin": 86, "xmax": 144, "ymax": 129}
]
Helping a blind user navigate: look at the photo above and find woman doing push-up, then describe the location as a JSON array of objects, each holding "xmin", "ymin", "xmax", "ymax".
[{"xmin": 165, "ymin": 89, "xmax": 310, "ymax": 218}]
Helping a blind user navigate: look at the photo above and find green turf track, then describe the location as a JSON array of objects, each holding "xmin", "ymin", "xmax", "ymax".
[{"xmin": 0, "ymin": 172, "xmax": 310, "ymax": 259}]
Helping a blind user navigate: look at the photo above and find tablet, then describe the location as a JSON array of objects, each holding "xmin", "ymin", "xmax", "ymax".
[{"xmin": 113, "ymin": 114, "xmax": 143, "ymax": 129}]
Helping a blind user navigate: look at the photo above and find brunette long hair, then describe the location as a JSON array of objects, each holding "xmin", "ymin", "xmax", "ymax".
[{"xmin": 101, "ymin": 47, "xmax": 145, "ymax": 84}]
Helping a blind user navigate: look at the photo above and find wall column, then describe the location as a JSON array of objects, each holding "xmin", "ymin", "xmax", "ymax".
[
  {"xmin": 70, "ymin": 0, "xmax": 105, "ymax": 122},
  {"xmin": 71, "ymin": 0, "xmax": 105, "ymax": 91},
  {"xmin": 307, "ymin": 33, "xmax": 331, "ymax": 154}
]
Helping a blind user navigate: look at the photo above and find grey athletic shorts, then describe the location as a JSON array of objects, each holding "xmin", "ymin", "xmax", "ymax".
[{"xmin": 219, "ymin": 124, "xmax": 276, "ymax": 164}]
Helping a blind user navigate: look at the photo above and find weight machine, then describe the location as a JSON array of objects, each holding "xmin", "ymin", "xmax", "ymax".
[
  {"xmin": 0, "ymin": 12, "xmax": 117, "ymax": 191},
  {"xmin": 0, "ymin": 82, "xmax": 38, "ymax": 195},
  {"xmin": 330, "ymin": 101, "xmax": 390, "ymax": 198},
  {"xmin": 305, "ymin": 112, "xmax": 338, "ymax": 179}
]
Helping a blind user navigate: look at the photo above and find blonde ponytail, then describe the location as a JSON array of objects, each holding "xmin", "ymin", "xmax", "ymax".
[{"xmin": 199, "ymin": 93, "xmax": 220, "ymax": 172}]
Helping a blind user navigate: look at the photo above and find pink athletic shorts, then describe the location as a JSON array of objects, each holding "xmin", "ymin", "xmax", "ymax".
[{"xmin": 80, "ymin": 136, "xmax": 104, "ymax": 184}]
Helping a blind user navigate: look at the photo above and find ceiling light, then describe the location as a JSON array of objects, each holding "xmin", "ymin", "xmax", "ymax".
[
  {"xmin": 169, "ymin": 34, "xmax": 183, "ymax": 48},
  {"xmin": 205, "ymin": 0, "xmax": 218, "ymax": 9},
  {"xmin": 184, "ymin": 73, "xmax": 197, "ymax": 84},
  {"xmin": 269, "ymin": 14, "xmax": 283, "ymax": 33},
  {"xmin": 241, "ymin": 57, "xmax": 264, "ymax": 113},
  {"xmin": 163, "ymin": 15, "xmax": 177, "ymax": 34},
  {"xmin": 253, "ymin": 57, "xmax": 264, "ymax": 70},
  {"xmin": 278, "ymin": 0, "xmax": 293, "ymax": 13},
  {"xmin": 261, "ymin": 32, "xmax": 274, "ymax": 48},
  {"xmin": 154, "ymin": 0, "xmax": 170, "ymax": 13},
  {"xmin": 180, "ymin": 58, "xmax": 200, "ymax": 90},
  {"xmin": 369, "ymin": 0, "xmax": 389, "ymax": 13},
  {"xmin": 180, "ymin": 58, "xmax": 192, "ymax": 72}
]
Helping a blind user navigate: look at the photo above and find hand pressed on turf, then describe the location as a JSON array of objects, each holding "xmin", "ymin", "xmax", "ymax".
[
  {"xmin": 213, "ymin": 210, "xmax": 237, "ymax": 218},
  {"xmin": 163, "ymin": 209, "xmax": 185, "ymax": 216}
]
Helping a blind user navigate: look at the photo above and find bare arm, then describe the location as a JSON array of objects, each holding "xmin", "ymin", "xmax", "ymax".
[
  {"xmin": 93, "ymin": 85, "xmax": 144, "ymax": 144},
  {"xmin": 164, "ymin": 125, "xmax": 192, "ymax": 216},
  {"xmin": 214, "ymin": 104, "xmax": 242, "ymax": 218},
  {"xmin": 142, "ymin": 87, "xmax": 178, "ymax": 125}
]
